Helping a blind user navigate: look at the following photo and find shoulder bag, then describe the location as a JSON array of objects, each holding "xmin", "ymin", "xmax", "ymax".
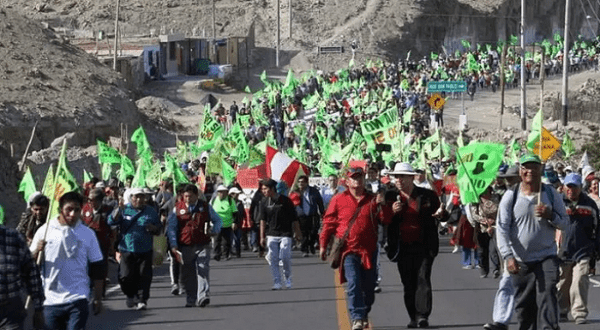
[{"xmin": 328, "ymin": 204, "xmax": 364, "ymax": 269}]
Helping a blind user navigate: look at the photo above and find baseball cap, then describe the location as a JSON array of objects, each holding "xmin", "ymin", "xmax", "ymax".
[
  {"xmin": 347, "ymin": 167, "xmax": 365, "ymax": 178},
  {"xmin": 216, "ymin": 185, "xmax": 229, "ymax": 192},
  {"xmin": 519, "ymin": 154, "xmax": 542, "ymax": 165},
  {"xmin": 564, "ymin": 173, "xmax": 582, "ymax": 187},
  {"xmin": 229, "ymin": 187, "xmax": 242, "ymax": 195}
]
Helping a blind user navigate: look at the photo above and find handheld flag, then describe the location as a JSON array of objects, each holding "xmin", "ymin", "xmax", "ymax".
[
  {"xmin": 18, "ymin": 167, "xmax": 37, "ymax": 203},
  {"xmin": 456, "ymin": 143, "xmax": 505, "ymax": 204}
]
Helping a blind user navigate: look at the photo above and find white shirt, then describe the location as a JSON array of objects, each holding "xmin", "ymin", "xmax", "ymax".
[{"xmin": 30, "ymin": 217, "xmax": 104, "ymax": 306}]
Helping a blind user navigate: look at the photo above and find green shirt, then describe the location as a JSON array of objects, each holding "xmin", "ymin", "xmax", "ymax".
[{"xmin": 211, "ymin": 196, "xmax": 237, "ymax": 228}]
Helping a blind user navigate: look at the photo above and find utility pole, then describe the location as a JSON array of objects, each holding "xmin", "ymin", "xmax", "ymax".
[
  {"xmin": 212, "ymin": 0, "xmax": 216, "ymax": 40},
  {"xmin": 539, "ymin": 48, "xmax": 545, "ymax": 114},
  {"xmin": 113, "ymin": 0, "xmax": 120, "ymax": 71},
  {"xmin": 562, "ymin": 0, "xmax": 571, "ymax": 126},
  {"xmin": 289, "ymin": 0, "xmax": 292, "ymax": 39},
  {"xmin": 276, "ymin": 0, "xmax": 280, "ymax": 68},
  {"xmin": 499, "ymin": 43, "xmax": 508, "ymax": 129},
  {"xmin": 520, "ymin": 0, "xmax": 527, "ymax": 131}
]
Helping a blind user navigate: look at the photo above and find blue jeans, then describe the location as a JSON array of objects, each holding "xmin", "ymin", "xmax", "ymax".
[
  {"xmin": 492, "ymin": 268, "xmax": 515, "ymax": 324},
  {"xmin": 266, "ymin": 236, "xmax": 292, "ymax": 284},
  {"xmin": 461, "ymin": 247, "xmax": 479, "ymax": 267},
  {"xmin": 180, "ymin": 244, "xmax": 211, "ymax": 305},
  {"xmin": 44, "ymin": 299, "xmax": 89, "ymax": 330},
  {"xmin": 343, "ymin": 253, "xmax": 377, "ymax": 321}
]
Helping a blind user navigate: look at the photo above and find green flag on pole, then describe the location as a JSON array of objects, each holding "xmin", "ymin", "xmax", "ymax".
[
  {"xmin": 562, "ymin": 129, "xmax": 575, "ymax": 159},
  {"xmin": 42, "ymin": 164, "xmax": 55, "ymax": 198},
  {"xmin": 48, "ymin": 141, "xmax": 79, "ymax": 219},
  {"xmin": 83, "ymin": 169, "xmax": 93, "ymax": 184},
  {"xmin": 526, "ymin": 109, "xmax": 543, "ymax": 152},
  {"xmin": 456, "ymin": 142, "xmax": 505, "ymax": 204},
  {"xmin": 221, "ymin": 160, "xmax": 237, "ymax": 186},
  {"xmin": 97, "ymin": 140, "xmax": 122, "ymax": 164},
  {"xmin": 0, "ymin": 205, "xmax": 4, "ymax": 226},
  {"xmin": 118, "ymin": 155, "xmax": 135, "ymax": 183},
  {"xmin": 130, "ymin": 126, "xmax": 152, "ymax": 158},
  {"xmin": 18, "ymin": 167, "xmax": 37, "ymax": 203}
]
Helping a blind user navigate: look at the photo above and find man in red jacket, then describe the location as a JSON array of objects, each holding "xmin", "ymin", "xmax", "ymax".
[{"xmin": 319, "ymin": 166, "xmax": 392, "ymax": 330}]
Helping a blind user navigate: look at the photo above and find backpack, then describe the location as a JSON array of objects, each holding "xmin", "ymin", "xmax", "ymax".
[{"xmin": 509, "ymin": 183, "xmax": 555, "ymax": 220}]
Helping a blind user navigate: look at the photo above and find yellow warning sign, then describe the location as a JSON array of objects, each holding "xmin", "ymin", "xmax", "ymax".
[
  {"xmin": 428, "ymin": 93, "xmax": 445, "ymax": 110},
  {"xmin": 533, "ymin": 127, "xmax": 561, "ymax": 161}
]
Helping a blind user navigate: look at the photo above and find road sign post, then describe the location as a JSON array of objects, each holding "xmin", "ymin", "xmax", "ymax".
[{"xmin": 427, "ymin": 81, "xmax": 468, "ymax": 130}]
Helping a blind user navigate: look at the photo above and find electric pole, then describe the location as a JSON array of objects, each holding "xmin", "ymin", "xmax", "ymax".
[
  {"xmin": 520, "ymin": 0, "xmax": 527, "ymax": 131},
  {"xmin": 113, "ymin": 0, "xmax": 120, "ymax": 71},
  {"xmin": 276, "ymin": 0, "xmax": 280, "ymax": 68},
  {"xmin": 562, "ymin": 0, "xmax": 571, "ymax": 126}
]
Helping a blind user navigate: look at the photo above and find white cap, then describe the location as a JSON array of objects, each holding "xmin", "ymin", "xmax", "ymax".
[
  {"xmin": 388, "ymin": 163, "xmax": 417, "ymax": 175},
  {"xmin": 216, "ymin": 185, "xmax": 228, "ymax": 192},
  {"xmin": 229, "ymin": 187, "xmax": 242, "ymax": 195},
  {"xmin": 95, "ymin": 181, "xmax": 106, "ymax": 189},
  {"xmin": 129, "ymin": 187, "xmax": 144, "ymax": 195}
]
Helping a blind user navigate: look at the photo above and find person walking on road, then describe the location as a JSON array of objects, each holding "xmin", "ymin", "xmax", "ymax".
[
  {"xmin": 167, "ymin": 184, "xmax": 222, "ymax": 308},
  {"xmin": 557, "ymin": 173, "xmax": 600, "ymax": 325},
  {"xmin": 385, "ymin": 163, "xmax": 441, "ymax": 328},
  {"xmin": 30, "ymin": 192, "xmax": 105, "ymax": 329},
  {"xmin": 0, "ymin": 224, "xmax": 45, "ymax": 329},
  {"xmin": 108, "ymin": 187, "xmax": 162, "ymax": 311},
  {"xmin": 258, "ymin": 179, "xmax": 302, "ymax": 290},
  {"xmin": 496, "ymin": 154, "xmax": 569, "ymax": 330},
  {"xmin": 289, "ymin": 175, "xmax": 324, "ymax": 257},
  {"xmin": 211, "ymin": 185, "xmax": 238, "ymax": 261},
  {"xmin": 319, "ymin": 167, "xmax": 392, "ymax": 330},
  {"xmin": 16, "ymin": 193, "xmax": 50, "ymax": 245}
]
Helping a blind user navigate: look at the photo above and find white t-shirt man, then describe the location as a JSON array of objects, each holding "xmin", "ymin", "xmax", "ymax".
[{"xmin": 30, "ymin": 217, "xmax": 104, "ymax": 306}]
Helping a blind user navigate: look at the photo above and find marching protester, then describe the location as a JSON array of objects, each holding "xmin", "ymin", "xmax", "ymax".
[
  {"xmin": 257, "ymin": 179, "xmax": 302, "ymax": 290},
  {"xmin": 319, "ymin": 166, "xmax": 392, "ymax": 330},
  {"xmin": 108, "ymin": 187, "xmax": 162, "ymax": 310},
  {"xmin": 467, "ymin": 186, "xmax": 501, "ymax": 279},
  {"xmin": 320, "ymin": 173, "xmax": 346, "ymax": 209},
  {"xmin": 557, "ymin": 173, "xmax": 600, "ymax": 325},
  {"xmin": 0, "ymin": 224, "xmax": 45, "ymax": 329},
  {"xmin": 211, "ymin": 185, "xmax": 239, "ymax": 261},
  {"xmin": 30, "ymin": 192, "xmax": 105, "ymax": 329},
  {"xmin": 229, "ymin": 187, "xmax": 246, "ymax": 258},
  {"xmin": 167, "ymin": 184, "xmax": 222, "ymax": 307},
  {"xmin": 289, "ymin": 175, "xmax": 324, "ymax": 257},
  {"xmin": 81, "ymin": 188, "xmax": 115, "ymax": 297},
  {"xmin": 17, "ymin": 193, "xmax": 50, "ymax": 246},
  {"xmin": 385, "ymin": 163, "xmax": 441, "ymax": 328},
  {"xmin": 496, "ymin": 154, "xmax": 570, "ymax": 330}
]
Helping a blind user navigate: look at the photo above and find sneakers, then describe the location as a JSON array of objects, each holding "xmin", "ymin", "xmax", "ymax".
[
  {"xmin": 351, "ymin": 319, "xmax": 364, "ymax": 330},
  {"xmin": 197, "ymin": 297, "xmax": 210, "ymax": 308},
  {"xmin": 373, "ymin": 285, "xmax": 382, "ymax": 293},
  {"xmin": 559, "ymin": 314, "xmax": 568, "ymax": 322},
  {"xmin": 452, "ymin": 245, "xmax": 459, "ymax": 253},
  {"xmin": 252, "ymin": 246, "xmax": 259, "ymax": 253},
  {"xmin": 302, "ymin": 253, "xmax": 309, "ymax": 258},
  {"xmin": 285, "ymin": 278, "xmax": 292, "ymax": 289},
  {"xmin": 171, "ymin": 284, "xmax": 180, "ymax": 295},
  {"xmin": 407, "ymin": 320, "xmax": 418, "ymax": 328},
  {"xmin": 417, "ymin": 318, "xmax": 429, "ymax": 328},
  {"xmin": 271, "ymin": 283, "xmax": 282, "ymax": 290},
  {"xmin": 575, "ymin": 317, "xmax": 587, "ymax": 324},
  {"xmin": 493, "ymin": 270, "xmax": 500, "ymax": 279},
  {"xmin": 136, "ymin": 302, "xmax": 147, "ymax": 310}
]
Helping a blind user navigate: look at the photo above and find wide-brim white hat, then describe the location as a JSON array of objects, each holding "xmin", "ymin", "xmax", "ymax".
[{"xmin": 388, "ymin": 163, "xmax": 417, "ymax": 175}]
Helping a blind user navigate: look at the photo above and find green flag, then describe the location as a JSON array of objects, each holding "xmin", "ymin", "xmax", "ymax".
[
  {"xmin": 0, "ymin": 205, "xmax": 4, "ymax": 226},
  {"xmin": 562, "ymin": 129, "xmax": 575, "ymax": 159},
  {"xmin": 461, "ymin": 39, "xmax": 471, "ymax": 50},
  {"xmin": 97, "ymin": 140, "xmax": 122, "ymax": 164},
  {"xmin": 131, "ymin": 158, "xmax": 148, "ymax": 188},
  {"xmin": 430, "ymin": 52, "xmax": 438, "ymax": 60},
  {"xmin": 118, "ymin": 155, "xmax": 135, "ymax": 183},
  {"xmin": 42, "ymin": 164, "xmax": 55, "ymax": 198},
  {"xmin": 197, "ymin": 108, "xmax": 224, "ymax": 150},
  {"xmin": 130, "ymin": 126, "xmax": 152, "ymax": 158},
  {"xmin": 221, "ymin": 160, "xmax": 237, "ymax": 186},
  {"xmin": 145, "ymin": 161, "xmax": 163, "ymax": 189},
  {"xmin": 163, "ymin": 153, "xmax": 190, "ymax": 186},
  {"xmin": 403, "ymin": 107, "xmax": 413, "ymax": 126},
  {"xmin": 206, "ymin": 152, "xmax": 223, "ymax": 175},
  {"xmin": 456, "ymin": 143, "xmax": 505, "ymax": 204},
  {"xmin": 457, "ymin": 131, "xmax": 465, "ymax": 148},
  {"xmin": 101, "ymin": 163, "xmax": 112, "ymax": 181},
  {"xmin": 526, "ymin": 109, "xmax": 543, "ymax": 152},
  {"xmin": 83, "ymin": 169, "xmax": 93, "ymax": 184},
  {"xmin": 554, "ymin": 32, "xmax": 563, "ymax": 45},
  {"xmin": 244, "ymin": 86, "xmax": 252, "ymax": 94},
  {"xmin": 509, "ymin": 35, "xmax": 519, "ymax": 46},
  {"xmin": 18, "ymin": 167, "xmax": 37, "ymax": 203},
  {"xmin": 48, "ymin": 141, "xmax": 79, "ymax": 219}
]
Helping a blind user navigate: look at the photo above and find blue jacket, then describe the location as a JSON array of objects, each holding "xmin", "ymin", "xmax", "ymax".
[
  {"xmin": 293, "ymin": 186, "xmax": 325, "ymax": 218},
  {"xmin": 559, "ymin": 193, "xmax": 600, "ymax": 262},
  {"xmin": 166, "ymin": 201, "xmax": 222, "ymax": 249},
  {"xmin": 107, "ymin": 204, "xmax": 162, "ymax": 253}
]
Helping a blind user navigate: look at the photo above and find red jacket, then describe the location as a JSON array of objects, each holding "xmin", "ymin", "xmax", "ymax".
[{"xmin": 320, "ymin": 190, "xmax": 392, "ymax": 283}]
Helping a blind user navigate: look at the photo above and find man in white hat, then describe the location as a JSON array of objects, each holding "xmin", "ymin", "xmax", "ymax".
[
  {"xmin": 210, "ymin": 185, "xmax": 239, "ymax": 261},
  {"xmin": 385, "ymin": 162, "xmax": 442, "ymax": 328},
  {"xmin": 229, "ymin": 187, "xmax": 246, "ymax": 257}
]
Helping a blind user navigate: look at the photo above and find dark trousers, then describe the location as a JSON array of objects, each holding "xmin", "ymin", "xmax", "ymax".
[
  {"xmin": 214, "ymin": 227, "xmax": 233, "ymax": 259},
  {"xmin": 118, "ymin": 251, "xmax": 153, "ymax": 302},
  {"xmin": 489, "ymin": 233, "xmax": 501, "ymax": 273},
  {"xmin": 0, "ymin": 297, "xmax": 25, "ymax": 330},
  {"xmin": 476, "ymin": 232, "xmax": 491, "ymax": 275},
  {"xmin": 44, "ymin": 298, "xmax": 89, "ymax": 330},
  {"xmin": 512, "ymin": 256, "xmax": 560, "ymax": 330},
  {"xmin": 299, "ymin": 215, "xmax": 319, "ymax": 254},
  {"xmin": 396, "ymin": 246, "xmax": 434, "ymax": 322}
]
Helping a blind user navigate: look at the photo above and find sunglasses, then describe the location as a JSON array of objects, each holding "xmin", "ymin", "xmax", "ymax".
[{"xmin": 348, "ymin": 168, "xmax": 364, "ymax": 174}]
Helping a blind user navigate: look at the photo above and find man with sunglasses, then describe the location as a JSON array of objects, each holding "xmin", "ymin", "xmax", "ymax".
[
  {"xmin": 319, "ymin": 166, "xmax": 392, "ymax": 330},
  {"xmin": 496, "ymin": 154, "xmax": 569, "ymax": 330}
]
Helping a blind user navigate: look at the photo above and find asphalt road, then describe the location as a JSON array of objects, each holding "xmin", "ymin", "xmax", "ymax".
[{"xmin": 79, "ymin": 235, "xmax": 600, "ymax": 330}]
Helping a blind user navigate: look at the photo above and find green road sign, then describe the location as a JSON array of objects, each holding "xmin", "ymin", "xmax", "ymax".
[{"xmin": 427, "ymin": 81, "xmax": 467, "ymax": 93}]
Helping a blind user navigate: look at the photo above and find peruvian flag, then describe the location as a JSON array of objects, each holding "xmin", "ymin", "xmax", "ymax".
[{"xmin": 266, "ymin": 146, "xmax": 310, "ymax": 188}]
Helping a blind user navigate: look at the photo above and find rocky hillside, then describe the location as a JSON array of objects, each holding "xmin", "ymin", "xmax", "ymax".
[
  {"xmin": 3, "ymin": 0, "xmax": 598, "ymax": 71},
  {"xmin": 0, "ymin": 8, "xmax": 139, "ymax": 156}
]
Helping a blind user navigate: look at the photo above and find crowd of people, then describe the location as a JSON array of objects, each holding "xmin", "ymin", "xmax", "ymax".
[{"xmin": 2, "ymin": 34, "xmax": 600, "ymax": 330}]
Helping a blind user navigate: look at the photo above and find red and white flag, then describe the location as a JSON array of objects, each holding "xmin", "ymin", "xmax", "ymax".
[{"xmin": 266, "ymin": 146, "xmax": 310, "ymax": 188}]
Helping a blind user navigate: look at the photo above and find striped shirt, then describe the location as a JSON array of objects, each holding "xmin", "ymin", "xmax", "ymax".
[{"xmin": 0, "ymin": 226, "xmax": 44, "ymax": 309}]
